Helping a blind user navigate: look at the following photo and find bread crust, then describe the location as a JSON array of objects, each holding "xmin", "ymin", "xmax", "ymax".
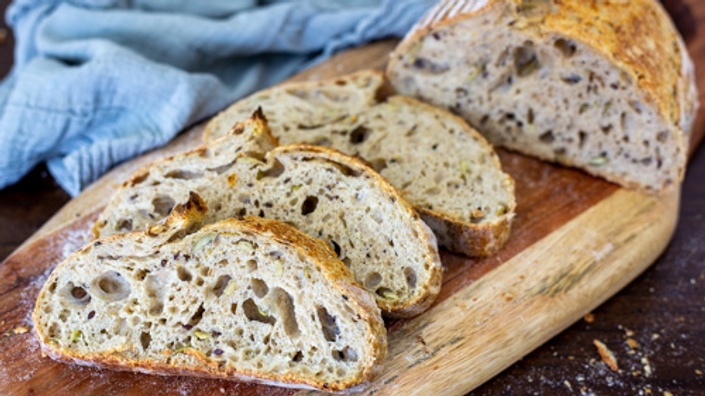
[
  {"xmin": 35, "ymin": 197, "xmax": 387, "ymax": 392},
  {"xmin": 388, "ymin": 0, "xmax": 698, "ymax": 194}
]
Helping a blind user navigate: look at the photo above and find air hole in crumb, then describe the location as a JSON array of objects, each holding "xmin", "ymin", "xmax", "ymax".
[
  {"xmin": 140, "ymin": 332, "xmax": 152, "ymax": 350},
  {"xmin": 365, "ymin": 272, "xmax": 382, "ymax": 288},
  {"xmin": 187, "ymin": 304, "xmax": 205, "ymax": 327},
  {"xmin": 164, "ymin": 169, "xmax": 204, "ymax": 180},
  {"xmin": 330, "ymin": 241, "xmax": 341, "ymax": 257},
  {"xmin": 61, "ymin": 283, "xmax": 91, "ymax": 306},
  {"xmin": 71, "ymin": 286, "xmax": 87, "ymax": 300},
  {"xmin": 527, "ymin": 108, "xmax": 535, "ymax": 124},
  {"xmin": 130, "ymin": 171, "xmax": 150, "ymax": 186},
  {"xmin": 149, "ymin": 302, "xmax": 163, "ymax": 316},
  {"xmin": 317, "ymin": 306, "xmax": 340, "ymax": 342},
  {"xmin": 195, "ymin": 277, "xmax": 204, "ymax": 286},
  {"xmin": 578, "ymin": 131, "xmax": 587, "ymax": 148},
  {"xmin": 115, "ymin": 218, "xmax": 132, "ymax": 232},
  {"xmin": 256, "ymin": 159, "xmax": 285, "ymax": 180},
  {"xmin": 513, "ymin": 45, "xmax": 540, "ymax": 77},
  {"xmin": 349, "ymin": 126, "xmax": 371, "ymax": 144},
  {"xmin": 301, "ymin": 196, "xmax": 319, "ymax": 215},
  {"xmin": 251, "ymin": 278, "xmax": 269, "ymax": 298},
  {"xmin": 332, "ymin": 346, "xmax": 358, "ymax": 362},
  {"xmin": 134, "ymin": 268, "xmax": 149, "ymax": 281},
  {"xmin": 177, "ymin": 266, "xmax": 192, "ymax": 282},
  {"xmin": 323, "ymin": 160, "xmax": 361, "ymax": 177},
  {"xmin": 271, "ymin": 288, "xmax": 300, "ymax": 337},
  {"xmin": 208, "ymin": 162, "xmax": 234, "ymax": 174},
  {"xmin": 292, "ymin": 351, "xmax": 304, "ymax": 362},
  {"xmin": 404, "ymin": 267, "xmax": 417, "ymax": 289},
  {"xmin": 212, "ymin": 275, "xmax": 232, "ymax": 297},
  {"xmin": 152, "ymin": 195, "xmax": 175, "ymax": 218},
  {"xmin": 243, "ymin": 299, "xmax": 275, "ymax": 325},
  {"xmin": 91, "ymin": 271, "xmax": 131, "ymax": 302},
  {"xmin": 554, "ymin": 38, "xmax": 577, "ymax": 57},
  {"xmin": 247, "ymin": 259, "xmax": 258, "ymax": 272},
  {"xmin": 539, "ymin": 130, "xmax": 555, "ymax": 143}
]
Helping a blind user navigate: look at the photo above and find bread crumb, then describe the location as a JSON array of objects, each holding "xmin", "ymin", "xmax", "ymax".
[
  {"xmin": 627, "ymin": 338, "xmax": 639, "ymax": 349},
  {"xmin": 641, "ymin": 356, "xmax": 652, "ymax": 377},
  {"xmin": 584, "ymin": 313, "xmax": 595, "ymax": 323},
  {"xmin": 624, "ymin": 328, "xmax": 635, "ymax": 337},
  {"xmin": 593, "ymin": 339, "xmax": 619, "ymax": 371},
  {"xmin": 13, "ymin": 326, "xmax": 29, "ymax": 335},
  {"xmin": 663, "ymin": 391, "xmax": 673, "ymax": 396},
  {"xmin": 696, "ymin": 369, "xmax": 703, "ymax": 376}
]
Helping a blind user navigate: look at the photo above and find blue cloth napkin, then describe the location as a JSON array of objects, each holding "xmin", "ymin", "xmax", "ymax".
[{"xmin": 0, "ymin": 0, "xmax": 433, "ymax": 196}]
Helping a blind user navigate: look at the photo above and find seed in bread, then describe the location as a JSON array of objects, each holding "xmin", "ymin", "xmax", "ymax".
[
  {"xmin": 386, "ymin": 0, "xmax": 698, "ymax": 194},
  {"xmin": 94, "ymin": 112, "xmax": 442, "ymax": 318},
  {"xmin": 204, "ymin": 70, "xmax": 516, "ymax": 257},
  {"xmin": 34, "ymin": 194, "xmax": 387, "ymax": 391}
]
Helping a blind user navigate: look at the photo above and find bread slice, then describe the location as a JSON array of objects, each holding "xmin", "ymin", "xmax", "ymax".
[
  {"xmin": 386, "ymin": 0, "xmax": 699, "ymax": 194},
  {"xmin": 34, "ymin": 193, "xmax": 387, "ymax": 391},
  {"xmin": 204, "ymin": 70, "xmax": 516, "ymax": 257},
  {"xmin": 94, "ymin": 112, "xmax": 442, "ymax": 318}
]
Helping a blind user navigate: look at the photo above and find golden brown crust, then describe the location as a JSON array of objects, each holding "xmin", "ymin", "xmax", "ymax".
[
  {"xmin": 271, "ymin": 144, "xmax": 443, "ymax": 317},
  {"xmin": 35, "ymin": 195, "xmax": 387, "ymax": 392}
]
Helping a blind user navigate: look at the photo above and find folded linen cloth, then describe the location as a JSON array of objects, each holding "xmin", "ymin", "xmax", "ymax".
[{"xmin": 0, "ymin": 0, "xmax": 433, "ymax": 196}]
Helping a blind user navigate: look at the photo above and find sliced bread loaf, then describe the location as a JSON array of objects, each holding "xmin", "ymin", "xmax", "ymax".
[
  {"xmin": 386, "ymin": 0, "xmax": 699, "ymax": 194},
  {"xmin": 34, "ymin": 193, "xmax": 387, "ymax": 391},
  {"xmin": 94, "ymin": 112, "xmax": 442, "ymax": 318},
  {"xmin": 204, "ymin": 70, "xmax": 516, "ymax": 257}
]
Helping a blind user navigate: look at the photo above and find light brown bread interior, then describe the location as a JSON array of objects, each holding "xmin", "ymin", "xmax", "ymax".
[
  {"xmin": 34, "ymin": 195, "xmax": 387, "ymax": 391},
  {"xmin": 94, "ymin": 113, "xmax": 442, "ymax": 318},
  {"xmin": 386, "ymin": 0, "xmax": 698, "ymax": 194},
  {"xmin": 204, "ymin": 70, "xmax": 516, "ymax": 257}
]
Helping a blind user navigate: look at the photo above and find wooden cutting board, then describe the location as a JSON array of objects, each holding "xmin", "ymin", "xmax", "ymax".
[{"xmin": 1, "ymin": 2, "xmax": 703, "ymax": 394}]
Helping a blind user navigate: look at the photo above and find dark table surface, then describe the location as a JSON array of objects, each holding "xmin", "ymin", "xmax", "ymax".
[{"xmin": 1, "ymin": 1, "xmax": 704, "ymax": 395}]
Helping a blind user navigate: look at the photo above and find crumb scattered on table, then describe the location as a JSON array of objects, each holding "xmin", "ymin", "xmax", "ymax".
[
  {"xmin": 593, "ymin": 339, "xmax": 619, "ymax": 372},
  {"xmin": 13, "ymin": 326, "xmax": 29, "ymax": 335}
]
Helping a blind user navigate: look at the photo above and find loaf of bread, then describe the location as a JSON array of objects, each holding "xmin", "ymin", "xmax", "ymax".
[
  {"xmin": 386, "ymin": 0, "xmax": 698, "ymax": 194},
  {"xmin": 94, "ymin": 112, "xmax": 442, "ymax": 318},
  {"xmin": 34, "ymin": 194, "xmax": 387, "ymax": 391},
  {"xmin": 204, "ymin": 70, "xmax": 516, "ymax": 257}
]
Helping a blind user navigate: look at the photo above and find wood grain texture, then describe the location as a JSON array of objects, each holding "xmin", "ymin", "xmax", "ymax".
[{"xmin": 0, "ymin": 0, "xmax": 704, "ymax": 394}]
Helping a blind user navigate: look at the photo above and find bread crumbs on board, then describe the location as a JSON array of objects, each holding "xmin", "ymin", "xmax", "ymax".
[{"xmin": 593, "ymin": 339, "xmax": 619, "ymax": 372}]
